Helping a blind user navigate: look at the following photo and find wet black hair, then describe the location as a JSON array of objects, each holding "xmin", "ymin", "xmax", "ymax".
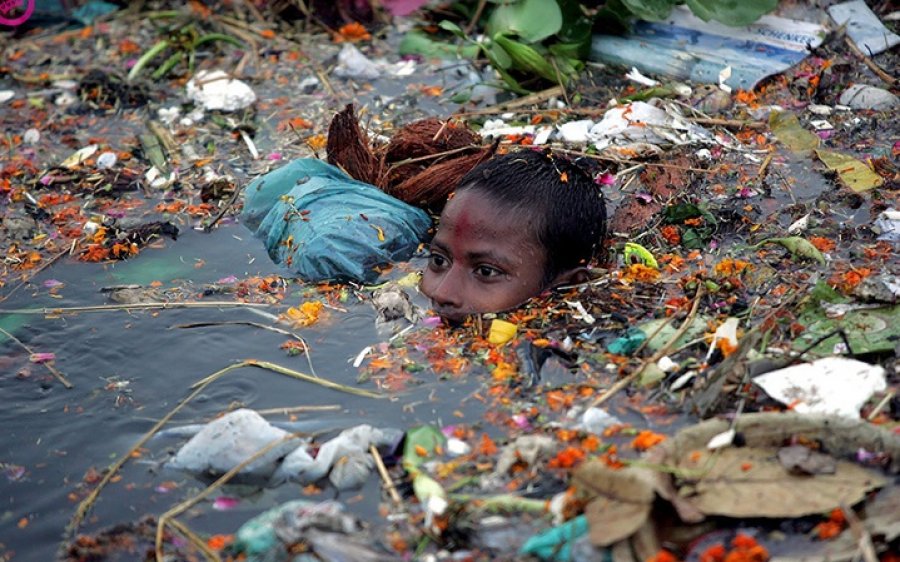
[{"xmin": 455, "ymin": 149, "xmax": 607, "ymax": 286}]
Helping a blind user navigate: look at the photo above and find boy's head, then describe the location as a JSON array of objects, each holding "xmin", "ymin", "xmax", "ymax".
[{"xmin": 420, "ymin": 149, "xmax": 606, "ymax": 322}]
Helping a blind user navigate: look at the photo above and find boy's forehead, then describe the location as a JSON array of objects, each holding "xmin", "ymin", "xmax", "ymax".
[{"xmin": 437, "ymin": 190, "xmax": 540, "ymax": 246}]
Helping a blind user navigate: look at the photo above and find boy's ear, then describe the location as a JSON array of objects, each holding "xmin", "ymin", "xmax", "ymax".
[{"xmin": 550, "ymin": 267, "xmax": 590, "ymax": 288}]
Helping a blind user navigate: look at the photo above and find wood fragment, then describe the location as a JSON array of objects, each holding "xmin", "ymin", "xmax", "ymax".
[
  {"xmin": 0, "ymin": 301, "xmax": 270, "ymax": 315},
  {"xmin": 370, "ymin": 444, "xmax": 404, "ymax": 508},
  {"xmin": 844, "ymin": 37, "xmax": 898, "ymax": 87}
]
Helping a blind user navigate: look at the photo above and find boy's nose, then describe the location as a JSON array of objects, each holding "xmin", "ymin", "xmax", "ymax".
[{"xmin": 423, "ymin": 269, "xmax": 464, "ymax": 311}]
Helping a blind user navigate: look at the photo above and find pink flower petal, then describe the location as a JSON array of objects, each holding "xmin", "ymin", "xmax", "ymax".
[
  {"xmin": 213, "ymin": 496, "xmax": 240, "ymax": 511},
  {"xmin": 29, "ymin": 353, "xmax": 56, "ymax": 364}
]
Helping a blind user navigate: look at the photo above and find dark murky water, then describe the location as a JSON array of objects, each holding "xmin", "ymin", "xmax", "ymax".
[{"xmin": 0, "ymin": 225, "xmax": 488, "ymax": 560}]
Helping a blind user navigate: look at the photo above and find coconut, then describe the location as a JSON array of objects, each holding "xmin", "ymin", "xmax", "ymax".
[{"xmin": 326, "ymin": 104, "xmax": 381, "ymax": 186}]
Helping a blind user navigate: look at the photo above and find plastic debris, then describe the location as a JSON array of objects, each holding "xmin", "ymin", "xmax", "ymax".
[
  {"xmin": 580, "ymin": 407, "xmax": 622, "ymax": 435},
  {"xmin": 588, "ymin": 101, "xmax": 714, "ymax": 151},
  {"xmin": 753, "ymin": 357, "xmax": 887, "ymax": 418},
  {"xmin": 241, "ymin": 158, "xmax": 431, "ymax": 283},
  {"xmin": 273, "ymin": 424, "xmax": 402, "ymax": 489},
  {"xmin": 591, "ymin": 6, "xmax": 826, "ymax": 89},
  {"xmin": 96, "ymin": 152, "xmax": 118, "ymax": 170},
  {"xmin": 186, "ymin": 70, "xmax": 257, "ymax": 112},
  {"xmin": 828, "ymin": 0, "xmax": 900, "ymax": 55},
  {"xmin": 706, "ymin": 317, "xmax": 739, "ymax": 361},
  {"xmin": 607, "ymin": 327, "xmax": 646, "ymax": 355},
  {"xmin": 168, "ymin": 409, "xmax": 299, "ymax": 482},
  {"xmin": 838, "ymin": 84, "xmax": 900, "ymax": 111},
  {"xmin": 519, "ymin": 514, "xmax": 588, "ymax": 561},
  {"xmin": 488, "ymin": 319, "xmax": 517, "ymax": 345},
  {"xmin": 494, "ymin": 435, "xmax": 556, "ymax": 475},
  {"xmin": 0, "ymin": 91, "xmax": 14, "ymax": 104},
  {"xmin": 873, "ymin": 209, "xmax": 900, "ymax": 242},
  {"xmin": 333, "ymin": 44, "xmax": 382, "ymax": 80},
  {"xmin": 231, "ymin": 499, "xmax": 393, "ymax": 562}
]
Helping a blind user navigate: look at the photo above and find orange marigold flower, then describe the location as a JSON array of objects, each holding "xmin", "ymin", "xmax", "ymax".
[
  {"xmin": 334, "ymin": 22, "xmax": 371, "ymax": 43},
  {"xmin": 548, "ymin": 446, "xmax": 586, "ymax": 469},
  {"xmin": 623, "ymin": 263, "xmax": 661, "ymax": 283},
  {"xmin": 478, "ymin": 433, "xmax": 498, "ymax": 456},
  {"xmin": 206, "ymin": 534, "xmax": 233, "ymax": 551},
  {"xmin": 631, "ymin": 430, "xmax": 665, "ymax": 451},
  {"xmin": 306, "ymin": 134, "xmax": 327, "ymax": 151},
  {"xmin": 713, "ymin": 259, "xmax": 751, "ymax": 277},
  {"xmin": 646, "ymin": 549, "xmax": 680, "ymax": 562},
  {"xmin": 660, "ymin": 225, "xmax": 681, "ymax": 245},
  {"xmin": 809, "ymin": 236, "xmax": 835, "ymax": 252},
  {"xmin": 699, "ymin": 544, "xmax": 726, "ymax": 562}
]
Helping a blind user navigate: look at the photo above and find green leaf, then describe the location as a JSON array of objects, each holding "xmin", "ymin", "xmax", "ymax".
[
  {"xmin": 618, "ymin": 0, "xmax": 676, "ymax": 22},
  {"xmin": 399, "ymin": 30, "xmax": 479, "ymax": 60},
  {"xmin": 438, "ymin": 20, "xmax": 467, "ymax": 40},
  {"xmin": 487, "ymin": 41, "xmax": 512, "ymax": 70},
  {"xmin": 595, "ymin": 0, "xmax": 634, "ymax": 34},
  {"xmin": 403, "ymin": 425, "xmax": 446, "ymax": 471},
  {"xmin": 493, "ymin": 34, "xmax": 560, "ymax": 83},
  {"xmin": 685, "ymin": 0, "xmax": 777, "ymax": 26},
  {"xmin": 487, "ymin": 0, "xmax": 562, "ymax": 43},
  {"xmin": 753, "ymin": 237, "xmax": 826, "ymax": 266},
  {"xmin": 555, "ymin": 0, "xmax": 594, "ymax": 58},
  {"xmin": 449, "ymin": 89, "xmax": 473, "ymax": 104}
]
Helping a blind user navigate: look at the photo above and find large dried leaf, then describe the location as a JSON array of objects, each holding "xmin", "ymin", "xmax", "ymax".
[
  {"xmin": 645, "ymin": 413, "xmax": 900, "ymax": 523},
  {"xmin": 675, "ymin": 446, "xmax": 885, "ymax": 518},
  {"xmin": 573, "ymin": 462, "xmax": 655, "ymax": 546}
]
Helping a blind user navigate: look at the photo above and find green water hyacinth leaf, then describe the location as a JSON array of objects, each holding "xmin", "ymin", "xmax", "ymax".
[
  {"xmin": 685, "ymin": 0, "xmax": 778, "ymax": 26},
  {"xmin": 487, "ymin": 0, "xmax": 562, "ymax": 43},
  {"xmin": 753, "ymin": 237, "xmax": 826, "ymax": 266},
  {"xmin": 619, "ymin": 0, "xmax": 676, "ymax": 22}
]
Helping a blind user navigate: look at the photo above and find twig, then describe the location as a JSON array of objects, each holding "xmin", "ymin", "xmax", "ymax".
[
  {"xmin": 256, "ymin": 404, "xmax": 340, "ymax": 415},
  {"xmin": 867, "ymin": 390, "xmax": 894, "ymax": 421},
  {"xmin": 757, "ymin": 152, "xmax": 773, "ymax": 179},
  {"xmin": 166, "ymin": 518, "xmax": 221, "ymax": 562},
  {"xmin": 190, "ymin": 359, "xmax": 384, "ymax": 399},
  {"xmin": 0, "ymin": 301, "xmax": 270, "ymax": 315},
  {"xmin": 174, "ymin": 321, "xmax": 317, "ymax": 377},
  {"xmin": 555, "ymin": 148, "xmax": 714, "ymax": 174},
  {"xmin": 844, "ymin": 37, "xmax": 898, "ymax": 87},
  {"xmin": 387, "ymin": 145, "xmax": 478, "ymax": 169},
  {"xmin": 469, "ymin": 86, "xmax": 564, "ymax": 115},
  {"xmin": 689, "ymin": 117, "xmax": 765, "ymax": 130},
  {"xmin": 464, "ymin": 0, "xmax": 488, "ymax": 35},
  {"xmin": 156, "ymin": 434, "xmax": 302, "ymax": 562},
  {"xmin": 370, "ymin": 444, "xmax": 404, "ymax": 508},
  {"xmin": 203, "ymin": 181, "xmax": 246, "ymax": 232},
  {"xmin": 590, "ymin": 288, "xmax": 704, "ymax": 408},
  {"xmin": 841, "ymin": 503, "xmax": 878, "ymax": 562},
  {"xmin": 0, "ymin": 249, "xmax": 69, "ymax": 303},
  {"xmin": 0, "ymin": 326, "xmax": 73, "ymax": 388}
]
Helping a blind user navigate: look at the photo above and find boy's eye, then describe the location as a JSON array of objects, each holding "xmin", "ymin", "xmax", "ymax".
[
  {"xmin": 474, "ymin": 265, "xmax": 504, "ymax": 279},
  {"xmin": 428, "ymin": 252, "xmax": 449, "ymax": 269}
]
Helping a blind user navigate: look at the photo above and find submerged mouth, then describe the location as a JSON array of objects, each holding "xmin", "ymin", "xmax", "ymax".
[{"xmin": 431, "ymin": 308, "xmax": 472, "ymax": 326}]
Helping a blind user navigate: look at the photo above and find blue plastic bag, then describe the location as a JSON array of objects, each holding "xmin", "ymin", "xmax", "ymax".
[{"xmin": 241, "ymin": 159, "xmax": 431, "ymax": 283}]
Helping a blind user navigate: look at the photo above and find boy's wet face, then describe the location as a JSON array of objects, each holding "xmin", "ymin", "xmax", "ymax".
[{"xmin": 420, "ymin": 190, "xmax": 548, "ymax": 322}]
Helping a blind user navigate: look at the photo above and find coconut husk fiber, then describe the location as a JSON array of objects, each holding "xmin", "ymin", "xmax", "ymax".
[
  {"xmin": 382, "ymin": 117, "xmax": 482, "ymax": 188},
  {"xmin": 325, "ymin": 106, "xmax": 488, "ymax": 210},
  {"xmin": 390, "ymin": 145, "xmax": 495, "ymax": 211},
  {"xmin": 326, "ymin": 104, "xmax": 382, "ymax": 186}
]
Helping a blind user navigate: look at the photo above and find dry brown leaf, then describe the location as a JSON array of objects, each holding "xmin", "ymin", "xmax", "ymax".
[
  {"xmin": 573, "ymin": 462, "xmax": 655, "ymax": 546},
  {"xmin": 677, "ymin": 446, "xmax": 885, "ymax": 518}
]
